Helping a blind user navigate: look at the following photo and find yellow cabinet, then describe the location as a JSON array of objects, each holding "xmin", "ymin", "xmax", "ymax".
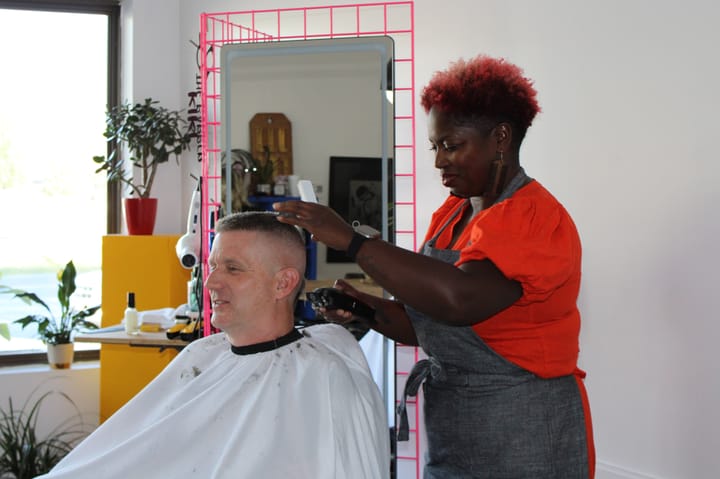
[{"xmin": 100, "ymin": 235, "xmax": 190, "ymax": 421}]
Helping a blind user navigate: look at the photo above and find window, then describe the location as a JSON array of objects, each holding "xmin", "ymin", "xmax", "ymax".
[{"xmin": 0, "ymin": 0, "xmax": 119, "ymax": 365}]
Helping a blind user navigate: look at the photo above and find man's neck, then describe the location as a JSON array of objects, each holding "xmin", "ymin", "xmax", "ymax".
[
  {"xmin": 224, "ymin": 318, "xmax": 296, "ymax": 348},
  {"xmin": 229, "ymin": 327, "xmax": 303, "ymax": 355}
]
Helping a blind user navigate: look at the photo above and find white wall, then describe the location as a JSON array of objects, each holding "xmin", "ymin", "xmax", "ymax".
[
  {"xmin": 0, "ymin": 363, "xmax": 100, "ymax": 442},
  {"xmin": 6, "ymin": 1, "xmax": 714, "ymax": 477},
  {"xmin": 121, "ymin": 0, "xmax": 187, "ymax": 234},
  {"xmin": 412, "ymin": 3, "xmax": 720, "ymax": 477},
  {"xmin": 224, "ymin": 49, "xmax": 386, "ymax": 279}
]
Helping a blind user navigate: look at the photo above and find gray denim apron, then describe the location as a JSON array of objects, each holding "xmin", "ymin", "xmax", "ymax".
[{"xmin": 398, "ymin": 170, "xmax": 589, "ymax": 478}]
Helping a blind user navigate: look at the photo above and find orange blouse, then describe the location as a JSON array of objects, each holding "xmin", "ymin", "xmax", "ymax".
[{"xmin": 423, "ymin": 181, "xmax": 583, "ymax": 378}]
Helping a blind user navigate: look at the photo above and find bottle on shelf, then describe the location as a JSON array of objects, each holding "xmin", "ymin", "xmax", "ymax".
[{"xmin": 124, "ymin": 291, "xmax": 139, "ymax": 335}]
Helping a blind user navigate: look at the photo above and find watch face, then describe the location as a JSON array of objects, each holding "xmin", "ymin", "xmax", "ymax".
[{"xmin": 355, "ymin": 224, "xmax": 381, "ymax": 238}]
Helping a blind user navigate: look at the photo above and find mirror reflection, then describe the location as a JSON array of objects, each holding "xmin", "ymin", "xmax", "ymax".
[{"xmin": 220, "ymin": 36, "xmax": 394, "ymax": 282}]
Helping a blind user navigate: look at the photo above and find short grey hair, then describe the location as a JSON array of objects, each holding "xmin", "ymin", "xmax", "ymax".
[
  {"xmin": 215, "ymin": 211, "xmax": 305, "ymax": 249},
  {"xmin": 214, "ymin": 211, "xmax": 307, "ymax": 302}
]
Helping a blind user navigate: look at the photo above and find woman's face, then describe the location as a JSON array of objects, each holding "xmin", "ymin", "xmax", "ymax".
[{"xmin": 427, "ymin": 106, "xmax": 497, "ymax": 198}]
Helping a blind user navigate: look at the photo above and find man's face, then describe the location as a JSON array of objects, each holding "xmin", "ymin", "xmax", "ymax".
[{"xmin": 205, "ymin": 230, "xmax": 278, "ymax": 334}]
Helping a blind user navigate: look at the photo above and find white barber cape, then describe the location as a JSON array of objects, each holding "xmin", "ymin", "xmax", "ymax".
[{"xmin": 39, "ymin": 324, "xmax": 390, "ymax": 479}]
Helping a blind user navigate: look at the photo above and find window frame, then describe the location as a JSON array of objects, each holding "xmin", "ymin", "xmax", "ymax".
[{"xmin": 0, "ymin": 0, "xmax": 120, "ymax": 366}]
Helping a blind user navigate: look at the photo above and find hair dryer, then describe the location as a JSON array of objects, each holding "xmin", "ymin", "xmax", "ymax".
[{"xmin": 176, "ymin": 183, "xmax": 201, "ymax": 269}]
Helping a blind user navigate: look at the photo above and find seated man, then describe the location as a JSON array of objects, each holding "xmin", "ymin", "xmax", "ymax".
[{"xmin": 40, "ymin": 212, "xmax": 390, "ymax": 479}]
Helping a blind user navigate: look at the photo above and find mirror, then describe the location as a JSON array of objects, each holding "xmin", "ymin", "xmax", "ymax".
[{"xmin": 220, "ymin": 36, "xmax": 394, "ymax": 281}]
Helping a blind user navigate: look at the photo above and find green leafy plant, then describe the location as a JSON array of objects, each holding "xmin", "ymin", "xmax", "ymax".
[
  {"xmin": 0, "ymin": 390, "xmax": 90, "ymax": 478},
  {"xmin": 221, "ymin": 149, "xmax": 258, "ymax": 211},
  {"xmin": 92, "ymin": 98, "xmax": 193, "ymax": 198},
  {"xmin": 11, "ymin": 261, "xmax": 99, "ymax": 345}
]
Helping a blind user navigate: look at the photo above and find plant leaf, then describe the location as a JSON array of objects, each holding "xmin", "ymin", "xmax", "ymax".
[
  {"xmin": 0, "ymin": 323, "xmax": 9, "ymax": 340},
  {"xmin": 58, "ymin": 261, "xmax": 77, "ymax": 313},
  {"xmin": 12, "ymin": 292, "xmax": 51, "ymax": 313}
]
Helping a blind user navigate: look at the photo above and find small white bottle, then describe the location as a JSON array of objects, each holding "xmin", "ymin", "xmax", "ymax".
[{"xmin": 124, "ymin": 291, "xmax": 139, "ymax": 335}]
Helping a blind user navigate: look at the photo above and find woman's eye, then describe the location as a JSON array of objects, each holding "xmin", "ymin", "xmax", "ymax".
[{"xmin": 429, "ymin": 141, "xmax": 461, "ymax": 152}]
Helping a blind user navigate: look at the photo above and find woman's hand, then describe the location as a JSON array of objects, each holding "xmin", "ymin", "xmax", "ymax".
[
  {"xmin": 273, "ymin": 200, "xmax": 354, "ymax": 252},
  {"xmin": 313, "ymin": 279, "xmax": 370, "ymax": 325},
  {"xmin": 316, "ymin": 306, "xmax": 356, "ymax": 325}
]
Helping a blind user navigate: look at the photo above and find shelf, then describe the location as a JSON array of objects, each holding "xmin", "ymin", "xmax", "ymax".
[{"xmin": 75, "ymin": 329, "xmax": 189, "ymax": 349}]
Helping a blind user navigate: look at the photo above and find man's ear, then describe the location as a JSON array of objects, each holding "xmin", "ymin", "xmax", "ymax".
[{"xmin": 274, "ymin": 267, "xmax": 301, "ymax": 300}]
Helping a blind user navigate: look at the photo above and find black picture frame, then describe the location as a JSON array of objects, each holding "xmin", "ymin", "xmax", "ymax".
[{"xmin": 327, "ymin": 156, "xmax": 393, "ymax": 263}]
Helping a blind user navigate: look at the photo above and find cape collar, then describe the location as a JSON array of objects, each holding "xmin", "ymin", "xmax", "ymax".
[{"xmin": 230, "ymin": 328, "xmax": 303, "ymax": 355}]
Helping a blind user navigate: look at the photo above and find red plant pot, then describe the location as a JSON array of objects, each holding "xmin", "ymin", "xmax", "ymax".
[{"xmin": 124, "ymin": 197, "xmax": 158, "ymax": 235}]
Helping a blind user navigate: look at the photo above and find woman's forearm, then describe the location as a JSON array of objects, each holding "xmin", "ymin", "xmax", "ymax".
[{"xmin": 356, "ymin": 238, "xmax": 521, "ymax": 326}]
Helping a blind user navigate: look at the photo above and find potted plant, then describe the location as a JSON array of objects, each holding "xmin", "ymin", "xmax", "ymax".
[
  {"xmin": 10, "ymin": 261, "xmax": 100, "ymax": 368},
  {"xmin": 253, "ymin": 146, "xmax": 275, "ymax": 195},
  {"xmin": 0, "ymin": 389, "xmax": 91, "ymax": 478},
  {"xmin": 93, "ymin": 98, "xmax": 193, "ymax": 235}
]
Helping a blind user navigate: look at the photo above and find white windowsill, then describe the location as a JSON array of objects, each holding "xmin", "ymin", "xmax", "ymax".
[{"xmin": 0, "ymin": 360, "xmax": 99, "ymax": 376}]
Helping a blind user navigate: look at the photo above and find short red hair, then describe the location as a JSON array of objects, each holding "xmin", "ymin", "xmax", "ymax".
[{"xmin": 421, "ymin": 55, "xmax": 540, "ymax": 141}]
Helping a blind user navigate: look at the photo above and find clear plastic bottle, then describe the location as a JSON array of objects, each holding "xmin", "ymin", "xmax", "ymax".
[{"xmin": 124, "ymin": 291, "xmax": 139, "ymax": 335}]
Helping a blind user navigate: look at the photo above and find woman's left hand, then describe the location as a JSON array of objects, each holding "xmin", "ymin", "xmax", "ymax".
[{"xmin": 273, "ymin": 200, "xmax": 355, "ymax": 251}]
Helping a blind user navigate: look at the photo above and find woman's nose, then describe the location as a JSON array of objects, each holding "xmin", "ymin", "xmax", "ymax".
[{"xmin": 434, "ymin": 150, "xmax": 448, "ymax": 169}]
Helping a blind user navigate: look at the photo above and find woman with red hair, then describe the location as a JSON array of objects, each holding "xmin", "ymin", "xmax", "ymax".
[{"xmin": 275, "ymin": 54, "xmax": 594, "ymax": 478}]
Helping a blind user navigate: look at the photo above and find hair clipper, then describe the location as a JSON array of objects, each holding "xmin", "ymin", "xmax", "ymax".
[{"xmin": 306, "ymin": 288, "xmax": 376, "ymax": 323}]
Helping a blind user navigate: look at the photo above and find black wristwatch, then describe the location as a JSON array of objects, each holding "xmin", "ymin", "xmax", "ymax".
[{"xmin": 346, "ymin": 224, "xmax": 381, "ymax": 261}]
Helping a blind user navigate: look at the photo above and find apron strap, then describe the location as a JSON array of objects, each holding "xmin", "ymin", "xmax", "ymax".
[
  {"xmin": 424, "ymin": 167, "xmax": 531, "ymax": 251},
  {"xmin": 396, "ymin": 358, "xmax": 443, "ymax": 441},
  {"xmin": 495, "ymin": 167, "xmax": 530, "ymax": 203},
  {"xmin": 423, "ymin": 202, "xmax": 467, "ymax": 251}
]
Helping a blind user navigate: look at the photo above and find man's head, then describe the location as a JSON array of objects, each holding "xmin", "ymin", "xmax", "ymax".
[{"xmin": 205, "ymin": 212, "xmax": 306, "ymax": 343}]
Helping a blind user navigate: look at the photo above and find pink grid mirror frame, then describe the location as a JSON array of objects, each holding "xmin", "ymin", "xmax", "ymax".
[{"xmin": 198, "ymin": 4, "xmax": 420, "ymax": 476}]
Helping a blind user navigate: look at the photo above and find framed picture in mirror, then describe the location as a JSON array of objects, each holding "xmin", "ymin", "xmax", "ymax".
[{"xmin": 327, "ymin": 156, "xmax": 394, "ymax": 263}]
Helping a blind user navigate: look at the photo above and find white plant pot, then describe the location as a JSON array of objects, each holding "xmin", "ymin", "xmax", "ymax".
[{"xmin": 47, "ymin": 342, "xmax": 74, "ymax": 369}]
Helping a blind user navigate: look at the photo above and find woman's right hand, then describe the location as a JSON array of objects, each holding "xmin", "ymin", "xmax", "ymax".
[
  {"xmin": 320, "ymin": 279, "xmax": 419, "ymax": 346},
  {"xmin": 317, "ymin": 279, "xmax": 369, "ymax": 325}
]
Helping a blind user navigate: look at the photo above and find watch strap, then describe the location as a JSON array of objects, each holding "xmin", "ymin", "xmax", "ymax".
[{"xmin": 346, "ymin": 232, "xmax": 368, "ymax": 261}]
